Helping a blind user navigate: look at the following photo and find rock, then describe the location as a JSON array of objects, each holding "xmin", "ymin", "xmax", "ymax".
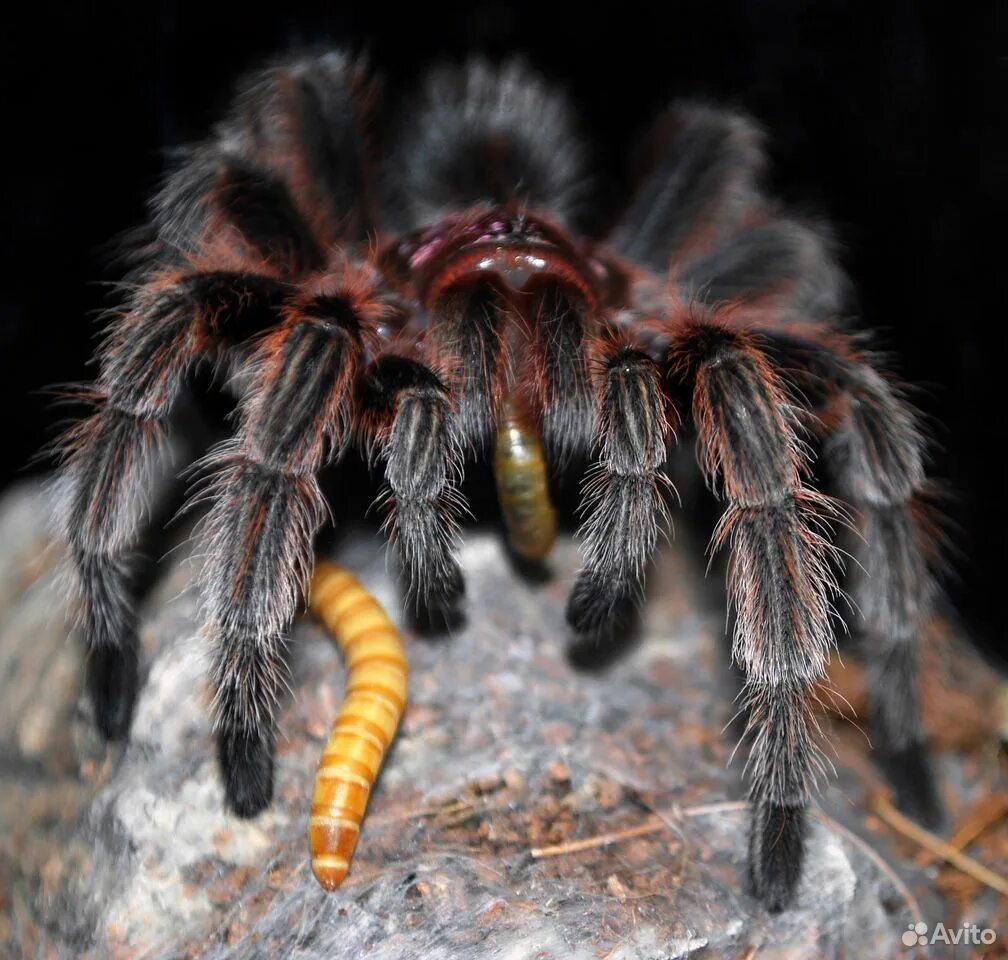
[{"xmin": 0, "ymin": 480, "xmax": 1001, "ymax": 959}]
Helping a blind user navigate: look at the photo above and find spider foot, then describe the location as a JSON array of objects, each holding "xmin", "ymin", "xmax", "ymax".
[
  {"xmin": 86, "ymin": 644, "xmax": 139, "ymax": 741},
  {"xmin": 748, "ymin": 800, "xmax": 806, "ymax": 913},
  {"xmin": 879, "ymin": 742, "xmax": 946, "ymax": 830},
  {"xmin": 565, "ymin": 569, "xmax": 637, "ymax": 637},
  {"xmin": 423, "ymin": 560, "xmax": 465, "ymax": 612},
  {"xmin": 409, "ymin": 561, "xmax": 465, "ymax": 631},
  {"xmin": 218, "ymin": 725, "xmax": 275, "ymax": 818}
]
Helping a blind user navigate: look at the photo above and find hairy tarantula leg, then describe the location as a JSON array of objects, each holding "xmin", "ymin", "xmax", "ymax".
[
  {"xmin": 155, "ymin": 51, "xmax": 373, "ymax": 259},
  {"xmin": 54, "ymin": 271, "xmax": 290, "ymax": 739},
  {"xmin": 531, "ymin": 284, "xmax": 597, "ymax": 465},
  {"xmin": 566, "ymin": 343, "xmax": 670, "ymax": 635},
  {"xmin": 676, "ymin": 218, "xmax": 848, "ymax": 325},
  {"xmin": 668, "ymin": 319, "xmax": 840, "ymax": 912},
  {"xmin": 430, "ymin": 285, "xmax": 506, "ymax": 454},
  {"xmin": 840, "ymin": 392, "xmax": 941, "ymax": 825},
  {"xmin": 762, "ymin": 329, "xmax": 944, "ymax": 828},
  {"xmin": 199, "ymin": 286, "xmax": 370, "ymax": 817},
  {"xmin": 360, "ymin": 356, "xmax": 466, "ymax": 613},
  {"xmin": 611, "ymin": 103, "xmax": 765, "ymax": 272}
]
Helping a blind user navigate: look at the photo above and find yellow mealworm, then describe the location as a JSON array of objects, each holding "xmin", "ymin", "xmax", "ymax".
[
  {"xmin": 307, "ymin": 560, "xmax": 408, "ymax": 891},
  {"xmin": 493, "ymin": 391, "xmax": 558, "ymax": 562}
]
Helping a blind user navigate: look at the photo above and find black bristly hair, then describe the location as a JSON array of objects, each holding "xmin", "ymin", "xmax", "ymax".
[
  {"xmin": 667, "ymin": 318, "xmax": 840, "ymax": 910},
  {"xmin": 758, "ymin": 326, "xmax": 945, "ymax": 828},
  {"xmin": 386, "ymin": 58, "xmax": 589, "ymax": 232},
  {"xmin": 567, "ymin": 343, "xmax": 671, "ymax": 634},
  {"xmin": 53, "ymin": 49, "xmax": 948, "ymax": 913},
  {"xmin": 613, "ymin": 103, "xmax": 765, "ymax": 271},
  {"xmin": 361, "ymin": 354, "xmax": 466, "ymax": 613},
  {"xmin": 530, "ymin": 283, "xmax": 597, "ymax": 465}
]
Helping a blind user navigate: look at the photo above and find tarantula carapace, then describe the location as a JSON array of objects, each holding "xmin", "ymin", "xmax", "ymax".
[{"xmin": 55, "ymin": 50, "xmax": 944, "ymax": 911}]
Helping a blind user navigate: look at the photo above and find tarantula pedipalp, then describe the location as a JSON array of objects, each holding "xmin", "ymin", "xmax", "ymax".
[{"xmin": 55, "ymin": 49, "xmax": 944, "ymax": 912}]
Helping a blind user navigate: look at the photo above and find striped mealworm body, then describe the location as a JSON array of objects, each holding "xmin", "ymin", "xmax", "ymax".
[
  {"xmin": 307, "ymin": 560, "xmax": 408, "ymax": 891},
  {"xmin": 494, "ymin": 391, "xmax": 558, "ymax": 562}
]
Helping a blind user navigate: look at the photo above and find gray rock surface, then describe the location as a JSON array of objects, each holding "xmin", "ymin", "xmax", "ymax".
[{"xmin": 0, "ymin": 480, "xmax": 992, "ymax": 959}]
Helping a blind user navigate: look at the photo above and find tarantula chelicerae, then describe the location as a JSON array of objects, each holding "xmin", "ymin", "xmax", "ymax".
[{"xmin": 55, "ymin": 49, "xmax": 945, "ymax": 911}]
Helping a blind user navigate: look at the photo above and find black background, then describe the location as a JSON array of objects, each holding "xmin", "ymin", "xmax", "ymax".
[{"xmin": 1, "ymin": 2, "xmax": 1004, "ymax": 650}]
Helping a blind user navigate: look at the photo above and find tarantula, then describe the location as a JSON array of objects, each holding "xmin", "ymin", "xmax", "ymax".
[{"xmin": 55, "ymin": 49, "xmax": 944, "ymax": 911}]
